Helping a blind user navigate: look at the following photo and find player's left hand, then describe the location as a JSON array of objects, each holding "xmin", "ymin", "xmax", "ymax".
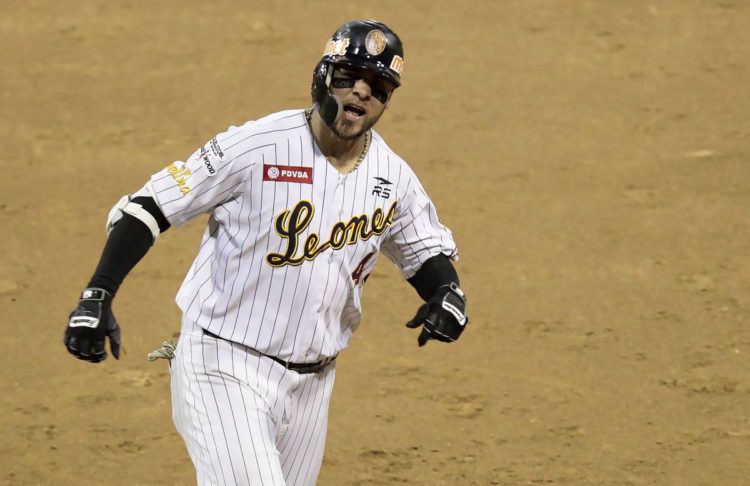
[
  {"xmin": 64, "ymin": 288, "xmax": 122, "ymax": 363},
  {"xmin": 406, "ymin": 282, "xmax": 468, "ymax": 347}
]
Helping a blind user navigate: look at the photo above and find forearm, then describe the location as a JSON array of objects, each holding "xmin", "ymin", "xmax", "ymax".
[
  {"xmin": 407, "ymin": 253, "xmax": 459, "ymax": 301},
  {"xmin": 88, "ymin": 196, "xmax": 170, "ymax": 294}
]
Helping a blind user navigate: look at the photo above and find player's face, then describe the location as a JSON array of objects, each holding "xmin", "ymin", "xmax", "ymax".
[{"xmin": 329, "ymin": 66, "xmax": 396, "ymax": 140}]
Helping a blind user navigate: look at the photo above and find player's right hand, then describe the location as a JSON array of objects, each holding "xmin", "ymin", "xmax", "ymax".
[{"xmin": 64, "ymin": 288, "xmax": 121, "ymax": 363}]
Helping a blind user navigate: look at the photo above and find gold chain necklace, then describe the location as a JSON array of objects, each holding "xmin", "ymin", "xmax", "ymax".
[{"xmin": 305, "ymin": 109, "xmax": 370, "ymax": 174}]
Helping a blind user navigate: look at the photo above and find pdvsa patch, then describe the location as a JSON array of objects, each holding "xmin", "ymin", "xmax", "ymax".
[{"xmin": 263, "ymin": 164, "xmax": 313, "ymax": 184}]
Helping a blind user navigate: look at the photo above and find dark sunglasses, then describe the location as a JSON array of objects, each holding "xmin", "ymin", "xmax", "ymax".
[{"xmin": 330, "ymin": 68, "xmax": 393, "ymax": 104}]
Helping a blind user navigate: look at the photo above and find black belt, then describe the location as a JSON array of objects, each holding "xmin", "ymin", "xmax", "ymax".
[{"xmin": 201, "ymin": 328, "xmax": 336, "ymax": 374}]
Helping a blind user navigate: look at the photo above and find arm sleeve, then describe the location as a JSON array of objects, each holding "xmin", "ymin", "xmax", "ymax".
[
  {"xmin": 406, "ymin": 254, "xmax": 460, "ymax": 301},
  {"xmin": 148, "ymin": 127, "xmax": 254, "ymax": 227},
  {"xmin": 380, "ymin": 176, "xmax": 458, "ymax": 279},
  {"xmin": 88, "ymin": 189, "xmax": 170, "ymax": 294},
  {"xmin": 87, "ymin": 212, "xmax": 158, "ymax": 295}
]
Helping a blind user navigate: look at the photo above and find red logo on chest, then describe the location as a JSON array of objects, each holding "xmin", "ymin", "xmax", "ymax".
[{"xmin": 263, "ymin": 164, "xmax": 313, "ymax": 184}]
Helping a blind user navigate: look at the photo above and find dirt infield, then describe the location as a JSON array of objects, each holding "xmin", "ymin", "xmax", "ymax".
[{"xmin": 2, "ymin": 0, "xmax": 749, "ymax": 484}]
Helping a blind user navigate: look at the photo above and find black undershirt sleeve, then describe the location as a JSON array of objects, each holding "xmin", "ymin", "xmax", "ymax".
[
  {"xmin": 87, "ymin": 196, "xmax": 171, "ymax": 295},
  {"xmin": 406, "ymin": 254, "xmax": 460, "ymax": 302}
]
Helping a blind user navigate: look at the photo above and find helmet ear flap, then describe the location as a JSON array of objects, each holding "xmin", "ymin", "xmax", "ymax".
[
  {"xmin": 311, "ymin": 61, "xmax": 342, "ymax": 128},
  {"xmin": 311, "ymin": 61, "xmax": 329, "ymax": 106}
]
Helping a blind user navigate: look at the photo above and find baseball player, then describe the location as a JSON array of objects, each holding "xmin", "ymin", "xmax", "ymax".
[{"xmin": 64, "ymin": 19, "xmax": 468, "ymax": 485}]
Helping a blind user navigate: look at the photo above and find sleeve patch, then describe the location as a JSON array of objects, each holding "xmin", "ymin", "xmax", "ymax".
[
  {"xmin": 199, "ymin": 137, "xmax": 224, "ymax": 176},
  {"xmin": 184, "ymin": 137, "xmax": 225, "ymax": 178}
]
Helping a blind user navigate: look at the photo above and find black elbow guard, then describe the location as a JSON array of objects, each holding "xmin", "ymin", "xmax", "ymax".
[{"xmin": 106, "ymin": 194, "xmax": 170, "ymax": 242}]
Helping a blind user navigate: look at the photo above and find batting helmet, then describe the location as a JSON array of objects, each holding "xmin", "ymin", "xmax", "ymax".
[{"xmin": 311, "ymin": 19, "xmax": 405, "ymax": 127}]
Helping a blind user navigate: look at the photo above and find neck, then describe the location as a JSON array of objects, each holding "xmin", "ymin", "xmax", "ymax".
[{"xmin": 308, "ymin": 109, "xmax": 368, "ymax": 173}]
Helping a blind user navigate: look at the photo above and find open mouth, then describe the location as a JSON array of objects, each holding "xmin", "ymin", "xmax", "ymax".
[{"xmin": 343, "ymin": 104, "xmax": 366, "ymax": 117}]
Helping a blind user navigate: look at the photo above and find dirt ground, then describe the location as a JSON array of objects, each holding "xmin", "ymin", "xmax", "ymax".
[{"xmin": 2, "ymin": 0, "xmax": 749, "ymax": 484}]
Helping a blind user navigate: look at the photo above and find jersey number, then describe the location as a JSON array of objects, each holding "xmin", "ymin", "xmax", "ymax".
[{"xmin": 352, "ymin": 252, "xmax": 376, "ymax": 286}]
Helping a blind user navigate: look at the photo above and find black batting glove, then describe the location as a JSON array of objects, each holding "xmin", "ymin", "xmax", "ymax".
[
  {"xmin": 64, "ymin": 288, "xmax": 121, "ymax": 363},
  {"xmin": 406, "ymin": 282, "xmax": 468, "ymax": 347}
]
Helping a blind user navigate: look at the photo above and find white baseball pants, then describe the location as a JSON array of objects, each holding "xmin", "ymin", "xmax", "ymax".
[{"xmin": 170, "ymin": 318, "xmax": 336, "ymax": 485}]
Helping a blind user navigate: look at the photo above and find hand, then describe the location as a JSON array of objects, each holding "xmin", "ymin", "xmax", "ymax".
[
  {"xmin": 406, "ymin": 282, "xmax": 468, "ymax": 347},
  {"xmin": 64, "ymin": 288, "xmax": 121, "ymax": 363}
]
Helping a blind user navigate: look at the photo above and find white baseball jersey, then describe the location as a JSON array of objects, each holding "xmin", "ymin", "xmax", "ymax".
[{"xmin": 149, "ymin": 109, "xmax": 457, "ymax": 363}]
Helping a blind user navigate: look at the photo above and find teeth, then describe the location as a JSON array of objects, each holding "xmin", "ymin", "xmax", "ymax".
[{"xmin": 345, "ymin": 105, "xmax": 365, "ymax": 115}]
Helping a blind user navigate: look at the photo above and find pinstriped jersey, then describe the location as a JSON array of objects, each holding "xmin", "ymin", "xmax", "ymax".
[{"xmin": 149, "ymin": 109, "xmax": 457, "ymax": 362}]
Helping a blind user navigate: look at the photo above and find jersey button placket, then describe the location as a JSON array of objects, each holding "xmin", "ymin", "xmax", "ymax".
[
  {"xmin": 333, "ymin": 180, "xmax": 345, "ymax": 217},
  {"xmin": 331, "ymin": 179, "xmax": 345, "ymax": 261},
  {"xmin": 337, "ymin": 178, "xmax": 346, "ymax": 218}
]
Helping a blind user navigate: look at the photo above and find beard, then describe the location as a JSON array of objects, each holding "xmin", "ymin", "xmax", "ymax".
[
  {"xmin": 331, "ymin": 124, "xmax": 366, "ymax": 140},
  {"xmin": 330, "ymin": 109, "xmax": 383, "ymax": 140}
]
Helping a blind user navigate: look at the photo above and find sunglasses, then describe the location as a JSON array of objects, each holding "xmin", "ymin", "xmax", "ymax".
[{"xmin": 330, "ymin": 67, "xmax": 393, "ymax": 104}]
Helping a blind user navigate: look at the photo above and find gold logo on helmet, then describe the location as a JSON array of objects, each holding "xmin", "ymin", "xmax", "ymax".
[
  {"xmin": 365, "ymin": 30, "xmax": 387, "ymax": 55},
  {"xmin": 390, "ymin": 55, "xmax": 404, "ymax": 75},
  {"xmin": 323, "ymin": 38, "xmax": 350, "ymax": 57}
]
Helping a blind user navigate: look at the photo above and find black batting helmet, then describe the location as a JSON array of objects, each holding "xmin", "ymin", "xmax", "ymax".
[
  {"xmin": 321, "ymin": 19, "xmax": 404, "ymax": 87},
  {"xmin": 311, "ymin": 19, "xmax": 405, "ymax": 127}
]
